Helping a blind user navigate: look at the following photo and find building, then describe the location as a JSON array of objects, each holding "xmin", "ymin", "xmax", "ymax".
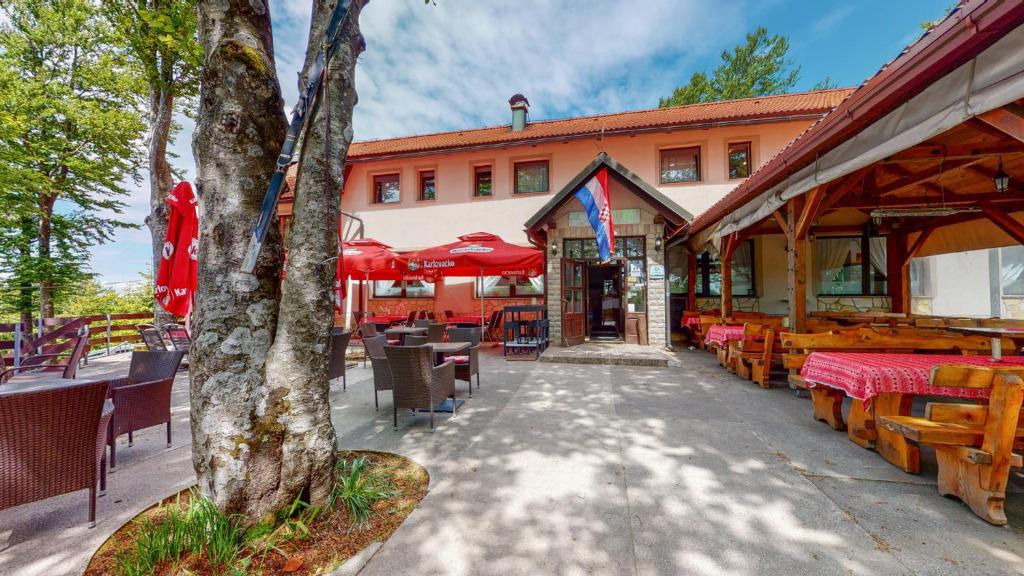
[{"xmin": 281, "ymin": 89, "xmax": 853, "ymax": 346}]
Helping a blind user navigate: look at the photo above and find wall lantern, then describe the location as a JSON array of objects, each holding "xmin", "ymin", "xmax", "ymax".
[
  {"xmin": 550, "ymin": 244, "xmax": 558, "ymax": 257},
  {"xmin": 655, "ymin": 237, "xmax": 663, "ymax": 252},
  {"xmin": 994, "ymin": 158, "xmax": 1010, "ymax": 193}
]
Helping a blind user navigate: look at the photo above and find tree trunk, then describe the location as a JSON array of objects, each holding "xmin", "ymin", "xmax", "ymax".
[
  {"xmin": 262, "ymin": 0, "xmax": 365, "ymax": 508},
  {"xmin": 145, "ymin": 88, "xmax": 178, "ymax": 328},
  {"xmin": 38, "ymin": 194, "xmax": 57, "ymax": 319},
  {"xmin": 190, "ymin": 0, "xmax": 289, "ymax": 522}
]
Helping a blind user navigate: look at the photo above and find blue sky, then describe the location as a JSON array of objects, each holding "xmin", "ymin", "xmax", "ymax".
[{"xmin": 88, "ymin": 0, "xmax": 952, "ymax": 287}]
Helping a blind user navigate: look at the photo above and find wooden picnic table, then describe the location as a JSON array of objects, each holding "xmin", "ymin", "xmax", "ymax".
[
  {"xmin": 800, "ymin": 352, "xmax": 1024, "ymax": 473},
  {"xmin": 947, "ymin": 326, "xmax": 1024, "ymax": 360}
]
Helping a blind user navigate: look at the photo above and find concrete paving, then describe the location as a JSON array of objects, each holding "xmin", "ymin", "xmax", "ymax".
[{"xmin": 4, "ymin": 348, "xmax": 1024, "ymax": 575}]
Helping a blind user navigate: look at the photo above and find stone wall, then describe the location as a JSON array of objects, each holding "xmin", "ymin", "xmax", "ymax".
[{"xmin": 815, "ymin": 296, "xmax": 892, "ymax": 313}]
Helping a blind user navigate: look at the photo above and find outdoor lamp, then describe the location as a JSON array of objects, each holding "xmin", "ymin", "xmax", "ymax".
[
  {"xmin": 994, "ymin": 158, "xmax": 1010, "ymax": 193},
  {"xmin": 655, "ymin": 237, "xmax": 663, "ymax": 252},
  {"xmin": 550, "ymin": 244, "xmax": 558, "ymax": 257}
]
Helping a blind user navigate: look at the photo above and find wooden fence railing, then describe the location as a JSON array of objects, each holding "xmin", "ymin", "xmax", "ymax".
[{"xmin": 0, "ymin": 312, "xmax": 153, "ymax": 367}]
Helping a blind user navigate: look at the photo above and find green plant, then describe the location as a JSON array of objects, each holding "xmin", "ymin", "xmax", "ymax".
[{"xmin": 331, "ymin": 456, "xmax": 396, "ymax": 528}]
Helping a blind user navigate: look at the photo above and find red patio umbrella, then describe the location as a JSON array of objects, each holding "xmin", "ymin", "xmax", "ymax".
[
  {"xmin": 340, "ymin": 238, "xmax": 437, "ymax": 321},
  {"xmin": 155, "ymin": 181, "xmax": 199, "ymax": 318},
  {"xmin": 395, "ymin": 232, "xmax": 544, "ymax": 326}
]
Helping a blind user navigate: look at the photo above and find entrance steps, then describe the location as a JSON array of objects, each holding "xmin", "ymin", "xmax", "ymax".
[{"xmin": 539, "ymin": 343, "xmax": 680, "ymax": 368}]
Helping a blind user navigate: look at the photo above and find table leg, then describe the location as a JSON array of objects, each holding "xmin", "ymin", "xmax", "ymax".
[
  {"xmin": 992, "ymin": 337, "xmax": 1002, "ymax": 362},
  {"xmin": 873, "ymin": 392, "xmax": 920, "ymax": 474},
  {"xmin": 847, "ymin": 399, "xmax": 877, "ymax": 449},
  {"xmin": 809, "ymin": 386, "xmax": 846, "ymax": 431}
]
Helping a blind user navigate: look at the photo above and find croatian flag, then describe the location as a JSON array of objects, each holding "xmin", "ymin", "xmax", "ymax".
[{"xmin": 574, "ymin": 167, "xmax": 615, "ymax": 260}]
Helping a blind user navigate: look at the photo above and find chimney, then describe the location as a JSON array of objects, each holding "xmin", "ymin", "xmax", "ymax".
[{"xmin": 509, "ymin": 94, "xmax": 529, "ymax": 131}]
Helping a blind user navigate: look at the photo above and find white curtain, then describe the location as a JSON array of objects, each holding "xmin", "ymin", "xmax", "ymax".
[
  {"xmin": 1001, "ymin": 247, "xmax": 1024, "ymax": 290},
  {"xmin": 815, "ymin": 238, "xmax": 853, "ymax": 286},
  {"xmin": 869, "ymin": 237, "xmax": 888, "ymax": 277},
  {"xmin": 374, "ymin": 280, "xmax": 397, "ymax": 296}
]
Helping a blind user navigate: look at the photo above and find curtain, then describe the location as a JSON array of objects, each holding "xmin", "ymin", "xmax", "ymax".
[
  {"xmin": 479, "ymin": 276, "xmax": 508, "ymax": 297},
  {"xmin": 731, "ymin": 242, "xmax": 753, "ymax": 295},
  {"xmin": 869, "ymin": 237, "xmax": 888, "ymax": 277},
  {"xmin": 374, "ymin": 280, "xmax": 398, "ymax": 297},
  {"xmin": 815, "ymin": 238, "xmax": 853, "ymax": 291},
  {"xmin": 1001, "ymin": 247, "xmax": 1024, "ymax": 294}
]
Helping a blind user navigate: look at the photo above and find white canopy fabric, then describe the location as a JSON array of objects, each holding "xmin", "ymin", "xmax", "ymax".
[{"xmin": 711, "ymin": 25, "xmax": 1024, "ymax": 255}]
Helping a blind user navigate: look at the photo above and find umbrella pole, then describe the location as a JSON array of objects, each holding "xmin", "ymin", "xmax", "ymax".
[{"xmin": 480, "ymin": 267, "xmax": 485, "ymax": 340}]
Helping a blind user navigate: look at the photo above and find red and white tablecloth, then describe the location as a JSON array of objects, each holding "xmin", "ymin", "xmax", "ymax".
[
  {"xmin": 365, "ymin": 315, "xmax": 406, "ymax": 324},
  {"xmin": 800, "ymin": 352, "xmax": 1024, "ymax": 408},
  {"xmin": 448, "ymin": 315, "xmax": 484, "ymax": 325},
  {"xmin": 705, "ymin": 325, "xmax": 746, "ymax": 347},
  {"xmin": 681, "ymin": 314, "xmax": 702, "ymax": 328}
]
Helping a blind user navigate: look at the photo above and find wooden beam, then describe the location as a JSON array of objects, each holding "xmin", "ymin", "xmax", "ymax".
[
  {"xmin": 977, "ymin": 105, "xmax": 1024, "ymax": 144},
  {"xmin": 817, "ymin": 167, "xmax": 872, "ymax": 215},
  {"xmin": 882, "ymin": 140, "xmax": 1024, "ymax": 162},
  {"xmin": 904, "ymin": 227, "xmax": 935, "ymax": 266},
  {"xmin": 887, "ymin": 233, "xmax": 909, "ymax": 314},
  {"xmin": 796, "ymin": 186, "xmax": 826, "ymax": 240},
  {"xmin": 874, "ymin": 158, "xmax": 978, "ymax": 196},
  {"xmin": 687, "ymin": 251, "xmax": 697, "ymax": 311},
  {"xmin": 845, "ymin": 192, "xmax": 1024, "ymax": 209},
  {"xmin": 786, "ymin": 198, "xmax": 807, "ymax": 333},
  {"xmin": 772, "ymin": 210, "xmax": 792, "ymax": 243},
  {"xmin": 980, "ymin": 201, "xmax": 1024, "ymax": 245}
]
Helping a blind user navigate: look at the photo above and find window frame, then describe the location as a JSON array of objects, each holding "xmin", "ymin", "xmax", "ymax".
[
  {"xmin": 473, "ymin": 275, "xmax": 546, "ymax": 299},
  {"xmin": 815, "ymin": 234, "xmax": 888, "ymax": 297},
  {"xmin": 727, "ymin": 141, "xmax": 752, "ymax": 180},
  {"xmin": 372, "ymin": 280, "xmax": 434, "ymax": 299},
  {"xmin": 692, "ymin": 240, "xmax": 756, "ymax": 297},
  {"xmin": 371, "ymin": 172, "xmax": 401, "ymax": 205},
  {"xmin": 417, "ymin": 169, "xmax": 436, "ymax": 202},
  {"xmin": 512, "ymin": 159, "xmax": 550, "ymax": 194},
  {"xmin": 659, "ymin": 145, "xmax": 702, "ymax": 185},
  {"xmin": 473, "ymin": 163, "xmax": 493, "ymax": 198}
]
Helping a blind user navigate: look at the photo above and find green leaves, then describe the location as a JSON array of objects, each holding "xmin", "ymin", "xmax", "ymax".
[{"xmin": 659, "ymin": 27, "xmax": 801, "ymax": 107}]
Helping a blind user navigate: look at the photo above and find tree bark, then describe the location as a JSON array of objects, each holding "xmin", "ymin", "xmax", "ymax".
[
  {"xmin": 145, "ymin": 88, "xmax": 178, "ymax": 328},
  {"xmin": 262, "ymin": 0, "xmax": 365, "ymax": 509},
  {"xmin": 190, "ymin": 0, "xmax": 288, "ymax": 522},
  {"xmin": 38, "ymin": 193, "xmax": 57, "ymax": 319}
]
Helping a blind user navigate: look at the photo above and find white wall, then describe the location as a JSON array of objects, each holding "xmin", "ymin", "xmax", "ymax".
[{"xmin": 923, "ymin": 251, "xmax": 994, "ymax": 317}]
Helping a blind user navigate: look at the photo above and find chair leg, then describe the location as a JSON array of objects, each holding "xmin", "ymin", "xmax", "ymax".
[
  {"xmin": 167, "ymin": 421, "xmax": 172, "ymax": 448},
  {"xmin": 374, "ymin": 388, "xmax": 379, "ymax": 410},
  {"xmin": 109, "ymin": 437, "xmax": 116, "ymax": 470},
  {"xmin": 343, "ymin": 373, "xmax": 346, "ymax": 392},
  {"xmin": 88, "ymin": 487, "xmax": 96, "ymax": 528},
  {"xmin": 99, "ymin": 457, "xmax": 107, "ymax": 495},
  {"xmin": 127, "ymin": 431, "xmax": 133, "ymax": 447},
  {"xmin": 393, "ymin": 404, "xmax": 398, "ymax": 432},
  {"xmin": 429, "ymin": 404, "xmax": 434, "ymax": 432},
  {"xmin": 476, "ymin": 371, "xmax": 480, "ymax": 390}
]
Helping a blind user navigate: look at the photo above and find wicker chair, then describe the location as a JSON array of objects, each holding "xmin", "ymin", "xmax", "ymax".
[
  {"xmin": 363, "ymin": 335, "xmax": 392, "ymax": 409},
  {"xmin": 447, "ymin": 327, "xmax": 481, "ymax": 393},
  {"xmin": 359, "ymin": 322, "xmax": 398, "ymax": 368},
  {"xmin": 107, "ymin": 351, "xmax": 185, "ymax": 469},
  {"xmin": 137, "ymin": 324, "xmax": 168, "ymax": 351},
  {"xmin": 1, "ymin": 331, "xmax": 90, "ymax": 384},
  {"xmin": 384, "ymin": 345, "xmax": 456, "ymax": 431},
  {"xmin": 414, "ymin": 319, "xmax": 431, "ymax": 328},
  {"xmin": 163, "ymin": 324, "xmax": 191, "ymax": 352},
  {"xmin": 484, "ymin": 310, "xmax": 503, "ymax": 341},
  {"xmin": 426, "ymin": 323, "xmax": 446, "ymax": 343},
  {"xmin": 444, "ymin": 310, "xmax": 455, "ymax": 320},
  {"xmin": 403, "ymin": 311, "xmax": 417, "ymax": 327},
  {"xmin": 404, "ymin": 335, "xmax": 429, "ymax": 347},
  {"xmin": 329, "ymin": 329, "xmax": 353, "ymax": 391},
  {"xmin": 1, "ymin": 379, "xmax": 113, "ymax": 526},
  {"xmin": 427, "ymin": 311, "xmax": 437, "ymax": 321}
]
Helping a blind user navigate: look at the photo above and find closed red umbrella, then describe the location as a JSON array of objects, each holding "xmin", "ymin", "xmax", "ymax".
[{"xmin": 155, "ymin": 181, "xmax": 199, "ymax": 318}]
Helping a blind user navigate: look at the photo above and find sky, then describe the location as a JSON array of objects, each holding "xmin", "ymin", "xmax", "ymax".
[{"xmin": 87, "ymin": 0, "xmax": 952, "ymax": 287}]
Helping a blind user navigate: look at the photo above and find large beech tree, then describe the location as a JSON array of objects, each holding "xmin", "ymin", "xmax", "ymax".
[{"xmin": 190, "ymin": 0, "xmax": 364, "ymax": 523}]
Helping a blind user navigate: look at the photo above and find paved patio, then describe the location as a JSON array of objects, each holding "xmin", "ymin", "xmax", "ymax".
[{"xmin": 4, "ymin": 348, "xmax": 1024, "ymax": 575}]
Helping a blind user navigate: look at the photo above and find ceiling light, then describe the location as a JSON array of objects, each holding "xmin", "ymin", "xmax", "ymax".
[
  {"xmin": 870, "ymin": 207, "xmax": 981, "ymax": 218},
  {"xmin": 994, "ymin": 158, "xmax": 1010, "ymax": 193}
]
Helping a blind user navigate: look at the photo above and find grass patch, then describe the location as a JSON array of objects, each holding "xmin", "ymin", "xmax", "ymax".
[{"xmin": 85, "ymin": 451, "xmax": 428, "ymax": 576}]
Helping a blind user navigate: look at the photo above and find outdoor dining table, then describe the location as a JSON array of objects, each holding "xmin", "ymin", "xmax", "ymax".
[
  {"xmin": 946, "ymin": 326, "xmax": 1024, "ymax": 360},
  {"xmin": 0, "ymin": 375, "xmax": 102, "ymax": 395},
  {"xmin": 681, "ymin": 313, "xmax": 702, "ymax": 328},
  {"xmin": 384, "ymin": 326, "xmax": 427, "ymax": 345},
  {"xmin": 704, "ymin": 324, "xmax": 748, "ymax": 347},
  {"xmin": 425, "ymin": 342, "xmax": 470, "ymax": 366},
  {"xmin": 365, "ymin": 314, "xmax": 406, "ymax": 327},
  {"xmin": 800, "ymin": 352, "xmax": 1024, "ymax": 473}
]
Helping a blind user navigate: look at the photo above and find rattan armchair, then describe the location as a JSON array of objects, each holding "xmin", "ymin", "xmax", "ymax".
[
  {"xmin": 384, "ymin": 345, "xmax": 456, "ymax": 431},
  {"xmin": 447, "ymin": 327, "xmax": 481, "ymax": 393},
  {"xmin": 363, "ymin": 335, "xmax": 392, "ymax": 409},
  {"xmin": 1, "ymin": 379, "xmax": 112, "ymax": 526},
  {"xmin": 163, "ymin": 324, "xmax": 191, "ymax": 352},
  {"xmin": 404, "ymin": 335, "xmax": 429, "ymax": 347},
  {"xmin": 329, "ymin": 329, "xmax": 353, "ymax": 391},
  {"xmin": 106, "ymin": 350, "xmax": 185, "ymax": 469},
  {"xmin": 136, "ymin": 324, "xmax": 168, "ymax": 351},
  {"xmin": 359, "ymin": 322, "xmax": 398, "ymax": 368},
  {"xmin": 414, "ymin": 319, "xmax": 431, "ymax": 328},
  {"xmin": 426, "ymin": 323, "xmax": 446, "ymax": 343}
]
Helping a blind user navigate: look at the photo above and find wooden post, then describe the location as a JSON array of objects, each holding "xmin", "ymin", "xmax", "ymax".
[
  {"xmin": 786, "ymin": 198, "xmax": 808, "ymax": 333},
  {"xmin": 721, "ymin": 237, "xmax": 734, "ymax": 319},
  {"xmin": 687, "ymin": 251, "xmax": 697, "ymax": 312},
  {"xmin": 887, "ymin": 234, "xmax": 908, "ymax": 314}
]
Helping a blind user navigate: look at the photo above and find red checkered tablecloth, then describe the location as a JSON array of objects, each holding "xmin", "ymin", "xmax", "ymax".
[
  {"xmin": 705, "ymin": 325, "xmax": 746, "ymax": 347},
  {"xmin": 800, "ymin": 352, "xmax": 1024, "ymax": 408},
  {"xmin": 681, "ymin": 314, "xmax": 702, "ymax": 328}
]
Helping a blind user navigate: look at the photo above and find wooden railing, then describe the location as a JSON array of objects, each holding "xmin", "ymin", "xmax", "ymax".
[{"xmin": 0, "ymin": 312, "xmax": 153, "ymax": 367}]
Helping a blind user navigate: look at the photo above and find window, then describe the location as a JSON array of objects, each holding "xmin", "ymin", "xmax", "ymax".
[
  {"xmin": 728, "ymin": 142, "xmax": 751, "ymax": 179},
  {"xmin": 514, "ymin": 160, "xmax": 549, "ymax": 193},
  {"xmin": 418, "ymin": 170, "xmax": 435, "ymax": 201},
  {"xmin": 1001, "ymin": 246, "xmax": 1024, "ymax": 296},
  {"xmin": 373, "ymin": 280, "xmax": 434, "ymax": 298},
  {"xmin": 562, "ymin": 237, "xmax": 647, "ymax": 312},
  {"xmin": 688, "ymin": 241, "xmax": 755, "ymax": 297},
  {"xmin": 660, "ymin": 146, "xmax": 700, "ymax": 184},
  {"xmin": 815, "ymin": 236, "xmax": 887, "ymax": 296},
  {"xmin": 910, "ymin": 258, "xmax": 932, "ymax": 297},
  {"xmin": 474, "ymin": 165, "xmax": 492, "ymax": 197},
  {"xmin": 372, "ymin": 173, "xmax": 400, "ymax": 204},
  {"xmin": 475, "ymin": 275, "xmax": 545, "ymax": 298}
]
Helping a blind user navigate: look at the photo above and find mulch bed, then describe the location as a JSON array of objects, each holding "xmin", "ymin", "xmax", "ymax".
[{"xmin": 83, "ymin": 450, "xmax": 428, "ymax": 576}]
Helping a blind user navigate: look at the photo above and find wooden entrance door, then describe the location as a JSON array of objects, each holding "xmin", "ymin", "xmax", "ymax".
[{"xmin": 561, "ymin": 258, "xmax": 586, "ymax": 346}]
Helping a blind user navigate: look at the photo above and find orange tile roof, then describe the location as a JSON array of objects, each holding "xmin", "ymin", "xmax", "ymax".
[{"xmin": 348, "ymin": 89, "xmax": 853, "ymax": 160}]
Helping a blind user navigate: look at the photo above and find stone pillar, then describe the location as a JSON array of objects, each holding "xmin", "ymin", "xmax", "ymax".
[
  {"xmin": 546, "ymin": 229, "xmax": 562, "ymax": 345},
  {"xmin": 646, "ymin": 224, "xmax": 667, "ymax": 348}
]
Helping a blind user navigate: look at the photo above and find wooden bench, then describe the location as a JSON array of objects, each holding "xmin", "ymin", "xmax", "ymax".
[
  {"xmin": 779, "ymin": 327, "xmax": 1003, "ymax": 473},
  {"xmin": 727, "ymin": 319, "xmax": 786, "ymax": 384},
  {"xmin": 877, "ymin": 366, "xmax": 1024, "ymax": 525}
]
